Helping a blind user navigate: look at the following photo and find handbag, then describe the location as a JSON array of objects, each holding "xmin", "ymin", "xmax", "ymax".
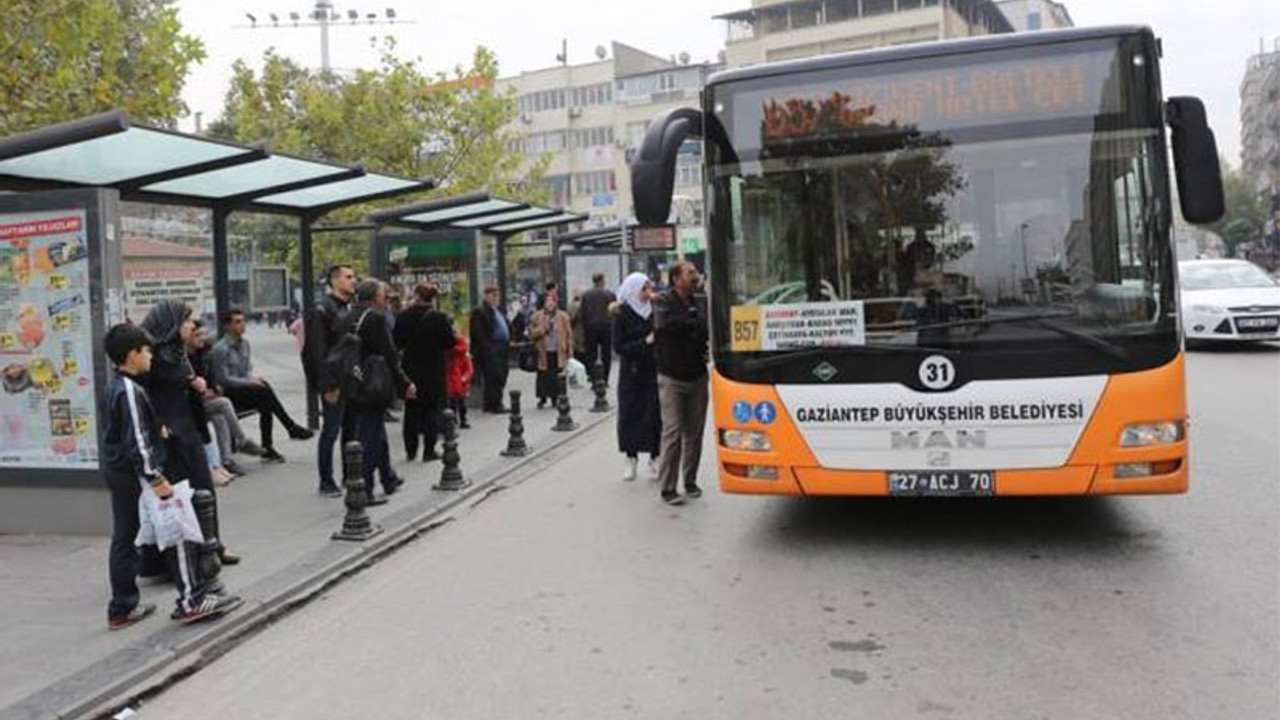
[
  {"xmin": 345, "ymin": 310, "xmax": 396, "ymax": 407},
  {"xmin": 517, "ymin": 342, "xmax": 538, "ymax": 373}
]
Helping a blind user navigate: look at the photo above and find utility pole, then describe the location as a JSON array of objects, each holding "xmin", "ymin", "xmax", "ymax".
[{"xmin": 237, "ymin": 3, "xmax": 413, "ymax": 74}]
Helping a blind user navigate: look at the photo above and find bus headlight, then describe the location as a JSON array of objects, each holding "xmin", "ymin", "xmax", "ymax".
[
  {"xmin": 1120, "ymin": 421, "xmax": 1183, "ymax": 447},
  {"xmin": 720, "ymin": 429, "xmax": 772, "ymax": 452}
]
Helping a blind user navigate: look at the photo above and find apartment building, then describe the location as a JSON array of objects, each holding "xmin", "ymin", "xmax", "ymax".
[
  {"xmin": 499, "ymin": 42, "xmax": 722, "ymax": 252},
  {"xmin": 1241, "ymin": 45, "xmax": 1280, "ymax": 207},
  {"xmin": 715, "ymin": 0, "xmax": 1013, "ymax": 68},
  {"xmin": 993, "ymin": 0, "xmax": 1074, "ymax": 32}
]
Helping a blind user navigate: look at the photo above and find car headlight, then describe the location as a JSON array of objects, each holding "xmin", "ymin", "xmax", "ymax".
[
  {"xmin": 1190, "ymin": 304, "xmax": 1226, "ymax": 315},
  {"xmin": 1120, "ymin": 421, "xmax": 1184, "ymax": 447},
  {"xmin": 720, "ymin": 429, "xmax": 772, "ymax": 452}
]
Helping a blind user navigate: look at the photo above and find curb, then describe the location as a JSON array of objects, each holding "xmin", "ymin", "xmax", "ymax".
[{"xmin": 1, "ymin": 407, "xmax": 616, "ymax": 720}]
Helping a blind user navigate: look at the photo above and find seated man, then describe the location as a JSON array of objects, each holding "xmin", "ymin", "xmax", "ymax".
[
  {"xmin": 186, "ymin": 324, "xmax": 265, "ymax": 471},
  {"xmin": 208, "ymin": 309, "xmax": 313, "ymax": 463}
]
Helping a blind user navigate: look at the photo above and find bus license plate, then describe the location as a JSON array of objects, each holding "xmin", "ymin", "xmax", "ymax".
[{"xmin": 888, "ymin": 471, "xmax": 995, "ymax": 497}]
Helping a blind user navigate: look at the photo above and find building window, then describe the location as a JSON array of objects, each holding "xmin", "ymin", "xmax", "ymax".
[
  {"xmin": 1028, "ymin": 11, "xmax": 1042, "ymax": 30},
  {"xmin": 864, "ymin": 0, "xmax": 896, "ymax": 17}
]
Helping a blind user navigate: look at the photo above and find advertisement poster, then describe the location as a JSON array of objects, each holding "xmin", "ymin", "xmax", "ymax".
[
  {"xmin": 124, "ymin": 265, "xmax": 208, "ymax": 323},
  {"xmin": 0, "ymin": 209, "xmax": 99, "ymax": 469}
]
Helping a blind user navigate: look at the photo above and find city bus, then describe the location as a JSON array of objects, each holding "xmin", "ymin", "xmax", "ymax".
[{"xmin": 631, "ymin": 26, "xmax": 1224, "ymax": 497}]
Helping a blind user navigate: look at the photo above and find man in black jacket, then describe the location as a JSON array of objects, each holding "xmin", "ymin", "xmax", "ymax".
[
  {"xmin": 652, "ymin": 261, "xmax": 710, "ymax": 506},
  {"xmin": 338, "ymin": 279, "xmax": 416, "ymax": 504},
  {"xmin": 469, "ymin": 285, "xmax": 511, "ymax": 413},
  {"xmin": 303, "ymin": 264, "xmax": 357, "ymax": 497},
  {"xmin": 578, "ymin": 272, "xmax": 616, "ymax": 384}
]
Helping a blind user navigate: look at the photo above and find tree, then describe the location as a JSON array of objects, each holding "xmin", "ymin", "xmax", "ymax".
[
  {"xmin": 0, "ymin": 0, "xmax": 205, "ymax": 134},
  {"xmin": 210, "ymin": 43, "xmax": 550, "ymax": 275},
  {"xmin": 1210, "ymin": 164, "xmax": 1268, "ymax": 257}
]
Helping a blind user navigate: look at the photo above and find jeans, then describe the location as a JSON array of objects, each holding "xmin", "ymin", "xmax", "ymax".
[
  {"xmin": 317, "ymin": 399, "xmax": 357, "ymax": 485},
  {"xmin": 205, "ymin": 395, "xmax": 248, "ymax": 462},
  {"xmin": 657, "ymin": 373, "xmax": 710, "ymax": 494},
  {"xmin": 355, "ymin": 405, "xmax": 397, "ymax": 496}
]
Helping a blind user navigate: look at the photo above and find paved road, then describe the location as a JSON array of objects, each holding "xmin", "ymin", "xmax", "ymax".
[{"xmin": 135, "ymin": 346, "xmax": 1280, "ymax": 720}]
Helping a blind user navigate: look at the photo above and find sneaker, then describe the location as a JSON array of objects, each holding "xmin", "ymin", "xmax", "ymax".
[
  {"xmin": 218, "ymin": 548, "xmax": 241, "ymax": 566},
  {"xmin": 108, "ymin": 602, "xmax": 156, "ymax": 630},
  {"xmin": 684, "ymin": 484, "xmax": 703, "ymax": 499},
  {"xmin": 211, "ymin": 467, "xmax": 235, "ymax": 487},
  {"xmin": 318, "ymin": 480, "xmax": 344, "ymax": 498},
  {"xmin": 222, "ymin": 458, "xmax": 247, "ymax": 476},
  {"xmin": 622, "ymin": 457, "xmax": 638, "ymax": 482},
  {"xmin": 422, "ymin": 451, "xmax": 441, "ymax": 463},
  {"xmin": 237, "ymin": 439, "xmax": 265, "ymax": 457},
  {"xmin": 288, "ymin": 426, "xmax": 315, "ymax": 440},
  {"xmin": 661, "ymin": 491, "xmax": 684, "ymax": 506},
  {"xmin": 459, "ymin": 422, "xmax": 472, "ymax": 429},
  {"xmin": 383, "ymin": 476, "xmax": 404, "ymax": 496},
  {"xmin": 365, "ymin": 494, "xmax": 389, "ymax": 507},
  {"xmin": 261, "ymin": 448, "xmax": 286, "ymax": 464},
  {"xmin": 172, "ymin": 594, "xmax": 243, "ymax": 624}
]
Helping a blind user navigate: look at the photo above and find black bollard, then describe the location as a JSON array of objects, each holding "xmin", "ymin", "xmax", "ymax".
[
  {"xmin": 191, "ymin": 489, "xmax": 225, "ymax": 596},
  {"xmin": 553, "ymin": 371, "xmax": 578, "ymax": 432},
  {"xmin": 433, "ymin": 409, "xmax": 471, "ymax": 491},
  {"xmin": 332, "ymin": 441, "xmax": 382, "ymax": 542},
  {"xmin": 590, "ymin": 358, "xmax": 610, "ymax": 413},
  {"xmin": 500, "ymin": 389, "xmax": 530, "ymax": 457}
]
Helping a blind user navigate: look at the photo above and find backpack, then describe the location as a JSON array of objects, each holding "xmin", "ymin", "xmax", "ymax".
[{"xmin": 322, "ymin": 310, "xmax": 393, "ymax": 407}]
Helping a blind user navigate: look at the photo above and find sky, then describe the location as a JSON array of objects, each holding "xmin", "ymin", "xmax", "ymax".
[{"xmin": 175, "ymin": 0, "xmax": 1276, "ymax": 164}]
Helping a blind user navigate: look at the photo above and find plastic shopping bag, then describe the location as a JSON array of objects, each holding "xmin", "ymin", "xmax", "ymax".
[
  {"xmin": 136, "ymin": 480, "xmax": 204, "ymax": 550},
  {"xmin": 565, "ymin": 357, "xmax": 588, "ymax": 389}
]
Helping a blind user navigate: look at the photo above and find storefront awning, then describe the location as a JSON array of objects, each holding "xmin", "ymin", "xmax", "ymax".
[
  {"xmin": 0, "ymin": 111, "xmax": 432, "ymax": 216},
  {"xmin": 368, "ymin": 191, "xmax": 584, "ymax": 235}
]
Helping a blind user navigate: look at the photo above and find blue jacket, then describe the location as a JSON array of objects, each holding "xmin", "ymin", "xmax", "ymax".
[{"xmin": 101, "ymin": 372, "xmax": 166, "ymax": 484}]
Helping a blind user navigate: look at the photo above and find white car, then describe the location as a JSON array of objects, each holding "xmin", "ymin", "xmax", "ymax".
[{"xmin": 1179, "ymin": 259, "xmax": 1280, "ymax": 345}]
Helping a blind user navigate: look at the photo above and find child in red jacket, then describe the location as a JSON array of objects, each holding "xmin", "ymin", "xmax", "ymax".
[{"xmin": 446, "ymin": 335, "xmax": 474, "ymax": 429}]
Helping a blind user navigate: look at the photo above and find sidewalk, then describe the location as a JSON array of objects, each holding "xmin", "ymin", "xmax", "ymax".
[{"xmin": 0, "ymin": 325, "xmax": 616, "ymax": 720}]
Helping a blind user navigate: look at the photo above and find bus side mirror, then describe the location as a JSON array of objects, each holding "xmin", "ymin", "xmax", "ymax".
[
  {"xmin": 1166, "ymin": 96, "xmax": 1225, "ymax": 224},
  {"xmin": 631, "ymin": 107, "xmax": 703, "ymax": 225}
]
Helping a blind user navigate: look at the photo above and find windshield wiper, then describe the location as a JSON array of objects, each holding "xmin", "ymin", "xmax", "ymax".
[
  {"xmin": 740, "ymin": 343, "xmax": 960, "ymax": 372},
  {"xmin": 919, "ymin": 312, "xmax": 1131, "ymax": 361}
]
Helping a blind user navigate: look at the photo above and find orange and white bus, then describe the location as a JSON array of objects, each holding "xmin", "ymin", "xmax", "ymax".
[{"xmin": 631, "ymin": 26, "xmax": 1224, "ymax": 497}]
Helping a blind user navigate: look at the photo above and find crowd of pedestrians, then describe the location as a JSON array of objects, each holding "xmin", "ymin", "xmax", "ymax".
[{"xmin": 98, "ymin": 258, "xmax": 712, "ymax": 629}]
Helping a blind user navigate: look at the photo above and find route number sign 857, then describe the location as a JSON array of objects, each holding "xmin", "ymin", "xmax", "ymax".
[{"xmin": 729, "ymin": 306, "xmax": 763, "ymax": 352}]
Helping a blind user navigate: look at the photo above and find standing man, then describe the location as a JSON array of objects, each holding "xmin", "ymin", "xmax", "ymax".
[
  {"xmin": 303, "ymin": 264, "xmax": 357, "ymax": 497},
  {"xmin": 652, "ymin": 261, "xmax": 710, "ymax": 506},
  {"xmin": 469, "ymin": 285, "xmax": 511, "ymax": 414},
  {"xmin": 339, "ymin": 279, "xmax": 415, "ymax": 505},
  {"xmin": 209, "ymin": 309, "xmax": 314, "ymax": 464},
  {"xmin": 578, "ymin": 272, "xmax": 617, "ymax": 383}
]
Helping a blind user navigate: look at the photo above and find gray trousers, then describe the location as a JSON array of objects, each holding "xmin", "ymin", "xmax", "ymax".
[
  {"xmin": 657, "ymin": 373, "xmax": 710, "ymax": 494},
  {"xmin": 205, "ymin": 395, "xmax": 249, "ymax": 462}
]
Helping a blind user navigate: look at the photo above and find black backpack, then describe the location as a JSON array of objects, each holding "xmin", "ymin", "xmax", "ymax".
[{"xmin": 322, "ymin": 310, "xmax": 393, "ymax": 406}]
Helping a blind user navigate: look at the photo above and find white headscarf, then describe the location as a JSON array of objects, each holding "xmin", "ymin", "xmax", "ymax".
[{"xmin": 617, "ymin": 272, "xmax": 653, "ymax": 319}]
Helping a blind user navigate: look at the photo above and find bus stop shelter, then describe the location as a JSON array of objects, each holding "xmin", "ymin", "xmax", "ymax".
[
  {"xmin": 368, "ymin": 192, "xmax": 584, "ymax": 307},
  {"xmin": 0, "ymin": 112, "xmax": 433, "ymax": 532}
]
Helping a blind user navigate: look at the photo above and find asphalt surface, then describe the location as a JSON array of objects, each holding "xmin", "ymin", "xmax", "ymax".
[{"xmin": 133, "ymin": 345, "xmax": 1280, "ymax": 720}]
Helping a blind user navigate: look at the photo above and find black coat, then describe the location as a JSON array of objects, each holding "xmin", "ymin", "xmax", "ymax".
[
  {"xmin": 394, "ymin": 305, "xmax": 454, "ymax": 404},
  {"xmin": 138, "ymin": 301, "xmax": 204, "ymax": 440},
  {"xmin": 613, "ymin": 305, "xmax": 661, "ymax": 456},
  {"xmin": 337, "ymin": 306, "xmax": 412, "ymax": 407}
]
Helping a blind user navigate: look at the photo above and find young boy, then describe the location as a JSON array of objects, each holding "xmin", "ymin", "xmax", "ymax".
[{"xmin": 102, "ymin": 323, "xmax": 242, "ymax": 629}]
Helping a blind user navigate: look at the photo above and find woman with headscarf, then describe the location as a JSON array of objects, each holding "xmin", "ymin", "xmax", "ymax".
[
  {"xmin": 140, "ymin": 300, "xmax": 239, "ymax": 565},
  {"xmin": 393, "ymin": 283, "xmax": 455, "ymax": 462},
  {"xmin": 528, "ymin": 290, "xmax": 574, "ymax": 409},
  {"xmin": 612, "ymin": 273, "xmax": 661, "ymax": 481}
]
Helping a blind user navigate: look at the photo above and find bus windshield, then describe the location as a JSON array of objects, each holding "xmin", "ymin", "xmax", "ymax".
[{"xmin": 706, "ymin": 37, "xmax": 1178, "ymax": 383}]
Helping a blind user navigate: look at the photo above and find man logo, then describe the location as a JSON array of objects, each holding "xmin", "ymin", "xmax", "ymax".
[
  {"xmin": 891, "ymin": 429, "xmax": 987, "ymax": 450},
  {"xmin": 927, "ymin": 451, "xmax": 951, "ymax": 468}
]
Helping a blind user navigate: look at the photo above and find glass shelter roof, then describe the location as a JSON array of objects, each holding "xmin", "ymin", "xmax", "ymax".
[
  {"xmin": 0, "ymin": 111, "xmax": 431, "ymax": 215},
  {"xmin": 369, "ymin": 191, "xmax": 585, "ymax": 235}
]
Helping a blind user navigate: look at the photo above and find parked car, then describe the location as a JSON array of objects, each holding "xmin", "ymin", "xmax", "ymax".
[{"xmin": 1178, "ymin": 259, "xmax": 1280, "ymax": 346}]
